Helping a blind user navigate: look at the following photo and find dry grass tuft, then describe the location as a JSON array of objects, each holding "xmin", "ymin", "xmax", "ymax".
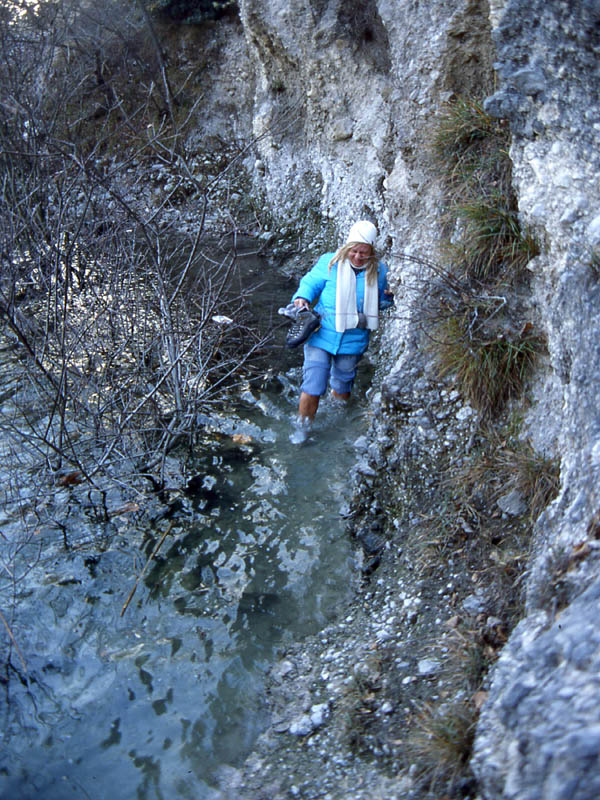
[
  {"xmin": 431, "ymin": 97, "xmax": 512, "ymax": 204},
  {"xmin": 456, "ymin": 435, "xmax": 560, "ymax": 523},
  {"xmin": 452, "ymin": 199, "xmax": 539, "ymax": 283},
  {"xmin": 406, "ymin": 699, "xmax": 477, "ymax": 796},
  {"xmin": 432, "ymin": 313, "xmax": 545, "ymax": 418},
  {"xmin": 431, "ymin": 96, "xmax": 538, "ymax": 286}
]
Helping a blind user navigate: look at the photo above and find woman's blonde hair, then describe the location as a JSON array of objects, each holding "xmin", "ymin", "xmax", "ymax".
[{"xmin": 328, "ymin": 243, "xmax": 379, "ymax": 285}]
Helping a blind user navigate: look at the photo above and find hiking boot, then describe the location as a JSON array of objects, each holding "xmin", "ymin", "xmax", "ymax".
[{"xmin": 285, "ymin": 309, "xmax": 320, "ymax": 349}]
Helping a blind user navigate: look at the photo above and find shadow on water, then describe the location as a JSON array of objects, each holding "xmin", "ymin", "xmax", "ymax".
[{"xmin": 0, "ymin": 248, "xmax": 374, "ymax": 800}]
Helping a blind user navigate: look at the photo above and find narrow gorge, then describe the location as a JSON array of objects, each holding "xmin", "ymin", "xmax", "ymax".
[{"xmin": 2, "ymin": 1, "xmax": 600, "ymax": 799}]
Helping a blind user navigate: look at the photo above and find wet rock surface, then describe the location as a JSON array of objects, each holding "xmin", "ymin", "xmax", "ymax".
[{"xmin": 470, "ymin": 2, "xmax": 600, "ymax": 798}]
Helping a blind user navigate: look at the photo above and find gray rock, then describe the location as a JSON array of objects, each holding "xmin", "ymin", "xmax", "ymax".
[
  {"xmin": 328, "ymin": 118, "xmax": 354, "ymax": 142},
  {"xmin": 353, "ymin": 435, "xmax": 368, "ymax": 452},
  {"xmin": 462, "ymin": 591, "xmax": 488, "ymax": 616},
  {"xmin": 511, "ymin": 66, "xmax": 546, "ymax": 96},
  {"xmin": 586, "ymin": 213, "xmax": 600, "ymax": 245},
  {"xmin": 309, "ymin": 702, "xmax": 329, "ymax": 728},
  {"xmin": 497, "ymin": 489, "xmax": 528, "ymax": 517},
  {"xmin": 417, "ymin": 659, "xmax": 441, "ymax": 676},
  {"xmin": 174, "ymin": 0, "xmax": 600, "ymax": 797},
  {"xmin": 484, "ymin": 88, "xmax": 523, "ymax": 118},
  {"xmin": 473, "ymin": 581, "xmax": 600, "ymax": 800},
  {"xmin": 288, "ymin": 714, "xmax": 314, "ymax": 737}
]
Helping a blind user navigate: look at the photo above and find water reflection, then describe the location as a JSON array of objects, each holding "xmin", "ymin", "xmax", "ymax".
[{"xmin": 0, "ymin": 351, "xmax": 372, "ymax": 798}]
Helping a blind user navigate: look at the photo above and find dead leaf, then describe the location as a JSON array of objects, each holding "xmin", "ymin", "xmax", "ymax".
[
  {"xmin": 472, "ymin": 690, "xmax": 488, "ymax": 710},
  {"xmin": 519, "ymin": 321, "xmax": 534, "ymax": 337},
  {"xmin": 232, "ymin": 434, "xmax": 252, "ymax": 445},
  {"xmin": 571, "ymin": 541, "xmax": 591, "ymax": 561},
  {"xmin": 110, "ymin": 502, "xmax": 140, "ymax": 517},
  {"xmin": 57, "ymin": 471, "xmax": 84, "ymax": 487}
]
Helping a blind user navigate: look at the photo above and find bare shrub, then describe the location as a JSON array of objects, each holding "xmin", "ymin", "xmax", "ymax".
[{"xmin": 0, "ymin": 0, "xmax": 269, "ymax": 544}]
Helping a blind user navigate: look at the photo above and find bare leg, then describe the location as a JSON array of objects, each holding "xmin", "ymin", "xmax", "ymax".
[
  {"xmin": 298, "ymin": 391, "xmax": 320, "ymax": 421},
  {"xmin": 331, "ymin": 390, "xmax": 350, "ymax": 402}
]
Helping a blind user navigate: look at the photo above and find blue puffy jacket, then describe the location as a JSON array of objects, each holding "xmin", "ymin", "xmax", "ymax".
[{"xmin": 292, "ymin": 252, "xmax": 392, "ymax": 356}]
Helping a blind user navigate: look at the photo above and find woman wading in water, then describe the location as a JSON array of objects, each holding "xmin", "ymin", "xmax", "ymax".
[{"xmin": 290, "ymin": 220, "xmax": 392, "ymax": 443}]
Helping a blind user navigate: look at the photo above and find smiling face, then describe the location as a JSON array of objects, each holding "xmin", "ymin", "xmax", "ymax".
[{"xmin": 348, "ymin": 243, "xmax": 373, "ymax": 268}]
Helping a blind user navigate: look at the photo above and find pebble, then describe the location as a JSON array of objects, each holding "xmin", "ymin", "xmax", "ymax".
[
  {"xmin": 288, "ymin": 715, "xmax": 314, "ymax": 736},
  {"xmin": 418, "ymin": 658, "xmax": 442, "ymax": 676},
  {"xmin": 310, "ymin": 703, "xmax": 329, "ymax": 727},
  {"xmin": 463, "ymin": 591, "xmax": 488, "ymax": 615}
]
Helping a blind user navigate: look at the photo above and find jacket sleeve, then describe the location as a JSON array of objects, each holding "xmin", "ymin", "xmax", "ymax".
[
  {"xmin": 291, "ymin": 253, "xmax": 331, "ymax": 304},
  {"xmin": 378, "ymin": 263, "xmax": 394, "ymax": 310}
]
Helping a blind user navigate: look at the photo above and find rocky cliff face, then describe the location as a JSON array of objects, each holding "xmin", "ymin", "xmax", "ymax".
[
  {"xmin": 216, "ymin": 0, "xmax": 600, "ymax": 797},
  {"xmin": 470, "ymin": 2, "xmax": 600, "ymax": 798},
  {"xmin": 239, "ymin": 0, "xmax": 493, "ymax": 253}
]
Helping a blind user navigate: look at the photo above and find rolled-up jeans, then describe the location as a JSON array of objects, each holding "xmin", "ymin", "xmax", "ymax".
[{"xmin": 301, "ymin": 344, "xmax": 361, "ymax": 396}]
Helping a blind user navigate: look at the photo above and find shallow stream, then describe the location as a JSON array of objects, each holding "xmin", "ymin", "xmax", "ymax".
[{"xmin": 0, "ymin": 253, "xmax": 372, "ymax": 799}]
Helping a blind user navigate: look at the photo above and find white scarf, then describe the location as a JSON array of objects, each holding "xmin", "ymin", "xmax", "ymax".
[{"xmin": 335, "ymin": 259, "xmax": 379, "ymax": 332}]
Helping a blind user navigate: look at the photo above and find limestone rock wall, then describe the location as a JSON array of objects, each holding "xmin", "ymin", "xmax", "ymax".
[
  {"xmin": 228, "ymin": 1, "xmax": 600, "ymax": 797},
  {"xmin": 471, "ymin": 2, "xmax": 600, "ymax": 798},
  {"xmin": 238, "ymin": 0, "xmax": 493, "ymax": 258}
]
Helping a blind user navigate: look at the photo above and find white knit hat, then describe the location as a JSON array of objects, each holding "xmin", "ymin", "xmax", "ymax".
[{"xmin": 345, "ymin": 220, "xmax": 377, "ymax": 246}]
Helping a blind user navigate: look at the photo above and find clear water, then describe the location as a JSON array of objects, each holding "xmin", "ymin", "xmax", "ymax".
[{"xmin": 0, "ymin": 348, "xmax": 371, "ymax": 798}]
